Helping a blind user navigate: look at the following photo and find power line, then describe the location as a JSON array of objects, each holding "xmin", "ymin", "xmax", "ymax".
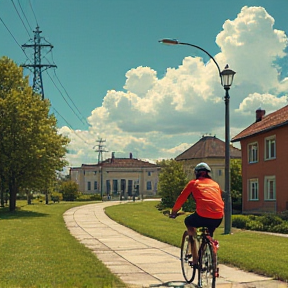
[
  {"xmin": 53, "ymin": 70, "xmax": 89, "ymax": 126},
  {"xmin": 42, "ymin": 55, "xmax": 88, "ymax": 127},
  {"xmin": 46, "ymin": 70, "xmax": 86, "ymax": 125},
  {"xmin": 51, "ymin": 107, "xmax": 90, "ymax": 145},
  {"xmin": 17, "ymin": 0, "xmax": 33, "ymax": 32},
  {"xmin": 0, "ymin": 16, "xmax": 31, "ymax": 62},
  {"xmin": 10, "ymin": 0, "xmax": 31, "ymax": 38},
  {"xmin": 29, "ymin": 0, "xmax": 38, "ymax": 26}
]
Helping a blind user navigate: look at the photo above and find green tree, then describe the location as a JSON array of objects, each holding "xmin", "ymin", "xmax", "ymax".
[
  {"xmin": 0, "ymin": 57, "xmax": 70, "ymax": 211},
  {"xmin": 60, "ymin": 181, "xmax": 79, "ymax": 201},
  {"xmin": 157, "ymin": 159, "xmax": 188, "ymax": 209},
  {"xmin": 230, "ymin": 159, "xmax": 242, "ymax": 211}
]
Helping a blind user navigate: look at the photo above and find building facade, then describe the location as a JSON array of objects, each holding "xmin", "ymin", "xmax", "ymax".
[
  {"xmin": 175, "ymin": 135, "xmax": 241, "ymax": 191},
  {"xmin": 70, "ymin": 153, "xmax": 160, "ymax": 199},
  {"xmin": 232, "ymin": 106, "xmax": 288, "ymax": 213}
]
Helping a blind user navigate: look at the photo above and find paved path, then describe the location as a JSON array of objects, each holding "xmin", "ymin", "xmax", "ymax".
[{"xmin": 63, "ymin": 202, "xmax": 287, "ymax": 288}]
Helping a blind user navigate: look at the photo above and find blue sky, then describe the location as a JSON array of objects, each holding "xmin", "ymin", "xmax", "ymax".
[{"xmin": 1, "ymin": 0, "xmax": 288, "ymax": 169}]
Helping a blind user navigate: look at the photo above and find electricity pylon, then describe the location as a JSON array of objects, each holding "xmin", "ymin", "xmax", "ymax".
[
  {"xmin": 21, "ymin": 26, "xmax": 56, "ymax": 100},
  {"xmin": 93, "ymin": 138, "xmax": 108, "ymax": 163}
]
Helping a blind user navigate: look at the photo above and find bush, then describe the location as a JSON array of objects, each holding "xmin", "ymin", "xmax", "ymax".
[
  {"xmin": 60, "ymin": 181, "xmax": 79, "ymax": 201},
  {"xmin": 258, "ymin": 214, "xmax": 283, "ymax": 229},
  {"xmin": 245, "ymin": 220, "xmax": 264, "ymax": 231},
  {"xmin": 76, "ymin": 194, "xmax": 102, "ymax": 201},
  {"xmin": 232, "ymin": 215, "xmax": 249, "ymax": 229},
  {"xmin": 269, "ymin": 222, "xmax": 288, "ymax": 234},
  {"xmin": 182, "ymin": 196, "xmax": 196, "ymax": 212},
  {"xmin": 278, "ymin": 210, "xmax": 288, "ymax": 221},
  {"xmin": 51, "ymin": 192, "xmax": 63, "ymax": 203}
]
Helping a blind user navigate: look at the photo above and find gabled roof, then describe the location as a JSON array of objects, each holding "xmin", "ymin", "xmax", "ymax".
[
  {"xmin": 175, "ymin": 136, "xmax": 241, "ymax": 161},
  {"xmin": 71, "ymin": 158, "xmax": 158, "ymax": 170},
  {"xmin": 232, "ymin": 105, "xmax": 288, "ymax": 142}
]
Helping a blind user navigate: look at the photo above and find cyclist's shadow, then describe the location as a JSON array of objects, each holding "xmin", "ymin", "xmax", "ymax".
[{"xmin": 150, "ymin": 280, "xmax": 196, "ymax": 287}]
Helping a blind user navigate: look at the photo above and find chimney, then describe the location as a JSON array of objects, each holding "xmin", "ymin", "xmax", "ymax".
[
  {"xmin": 111, "ymin": 152, "xmax": 115, "ymax": 163},
  {"xmin": 256, "ymin": 107, "xmax": 265, "ymax": 122},
  {"xmin": 129, "ymin": 152, "xmax": 133, "ymax": 159}
]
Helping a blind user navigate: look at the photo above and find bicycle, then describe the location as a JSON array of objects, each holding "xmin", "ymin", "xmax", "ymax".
[{"xmin": 169, "ymin": 212, "xmax": 219, "ymax": 288}]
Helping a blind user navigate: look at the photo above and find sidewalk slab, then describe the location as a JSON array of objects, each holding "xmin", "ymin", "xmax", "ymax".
[{"xmin": 63, "ymin": 202, "xmax": 287, "ymax": 288}]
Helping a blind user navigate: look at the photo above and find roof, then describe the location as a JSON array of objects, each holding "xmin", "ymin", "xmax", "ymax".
[
  {"xmin": 71, "ymin": 158, "xmax": 159, "ymax": 170},
  {"xmin": 231, "ymin": 105, "xmax": 288, "ymax": 142},
  {"xmin": 175, "ymin": 136, "xmax": 241, "ymax": 161}
]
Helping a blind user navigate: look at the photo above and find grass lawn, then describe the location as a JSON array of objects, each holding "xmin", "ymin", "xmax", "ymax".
[
  {"xmin": 105, "ymin": 200, "xmax": 288, "ymax": 282},
  {"xmin": 0, "ymin": 200, "xmax": 126, "ymax": 288}
]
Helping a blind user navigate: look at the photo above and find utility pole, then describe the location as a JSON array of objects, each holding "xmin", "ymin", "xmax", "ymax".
[
  {"xmin": 94, "ymin": 138, "xmax": 108, "ymax": 163},
  {"xmin": 21, "ymin": 26, "xmax": 56, "ymax": 100}
]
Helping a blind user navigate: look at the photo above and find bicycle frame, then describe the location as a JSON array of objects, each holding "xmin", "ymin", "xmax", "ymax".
[{"xmin": 180, "ymin": 227, "xmax": 219, "ymax": 288}]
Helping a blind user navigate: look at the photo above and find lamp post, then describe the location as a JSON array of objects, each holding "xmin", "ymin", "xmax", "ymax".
[
  {"xmin": 159, "ymin": 38, "xmax": 236, "ymax": 234},
  {"xmin": 99, "ymin": 166, "xmax": 103, "ymax": 200}
]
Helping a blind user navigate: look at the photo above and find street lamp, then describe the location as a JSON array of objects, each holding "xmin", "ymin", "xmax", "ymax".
[
  {"xmin": 159, "ymin": 38, "xmax": 236, "ymax": 234},
  {"xmin": 220, "ymin": 65, "xmax": 236, "ymax": 234}
]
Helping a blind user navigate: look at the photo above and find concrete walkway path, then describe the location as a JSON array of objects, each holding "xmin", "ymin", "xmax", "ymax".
[{"xmin": 63, "ymin": 202, "xmax": 287, "ymax": 288}]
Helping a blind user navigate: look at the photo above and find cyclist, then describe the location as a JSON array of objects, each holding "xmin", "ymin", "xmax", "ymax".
[{"xmin": 170, "ymin": 162, "xmax": 224, "ymax": 265}]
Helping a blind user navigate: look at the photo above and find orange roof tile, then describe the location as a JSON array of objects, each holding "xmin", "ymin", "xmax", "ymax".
[
  {"xmin": 232, "ymin": 105, "xmax": 288, "ymax": 142},
  {"xmin": 175, "ymin": 136, "xmax": 241, "ymax": 161}
]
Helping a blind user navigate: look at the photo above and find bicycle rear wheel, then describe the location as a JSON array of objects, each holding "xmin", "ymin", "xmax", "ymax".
[
  {"xmin": 198, "ymin": 242, "xmax": 216, "ymax": 288},
  {"xmin": 180, "ymin": 231, "xmax": 196, "ymax": 283}
]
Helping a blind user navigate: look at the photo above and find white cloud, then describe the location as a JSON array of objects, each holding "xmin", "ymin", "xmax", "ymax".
[{"xmin": 62, "ymin": 6, "xmax": 288, "ymax": 170}]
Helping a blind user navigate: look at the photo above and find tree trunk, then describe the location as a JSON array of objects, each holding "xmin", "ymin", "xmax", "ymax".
[
  {"xmin": 9, "ymin": 186, "xmax": 17, "ymax": 211},
  {"xmin": 45, "ymin": 190, "xmax": 49, "ymax": 205},
  {"xmin": 9, "ymin": 178, "xmax": 17, "ymax": 211},
  {"xmin": 0, "ymin": 188, "xmax": 4, "ymax": 207}
]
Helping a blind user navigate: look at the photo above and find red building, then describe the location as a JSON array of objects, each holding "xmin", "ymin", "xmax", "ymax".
[{"xmin": 232, "ymin": 105, "xmax": 288, "ymax": 213}]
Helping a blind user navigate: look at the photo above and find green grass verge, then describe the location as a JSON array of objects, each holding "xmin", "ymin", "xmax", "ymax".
[
  {"xmin": 105, "ymin": 201, "xmax": 288, "ymax": 282},
  {"xmin": 0, "ymin": 201, "xmax": 126, "ymax": 288}
]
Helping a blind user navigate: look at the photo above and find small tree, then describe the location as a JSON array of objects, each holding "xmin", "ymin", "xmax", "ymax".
[
  {"xmin": 230, "ymin": 159, "xmax": 242, "ymax": 211},
  {"xmin": 157, "ymin": 159, "xmax": 188, "ymax": 209},
  {"xmin": 60, "ymin": 181, "xmax": 79, "ymax": 201}
]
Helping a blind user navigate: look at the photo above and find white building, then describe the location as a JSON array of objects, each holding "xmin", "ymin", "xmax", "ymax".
[{"xmin": 70, "ymin": 153, "xmax": 160, "ymax": 199}]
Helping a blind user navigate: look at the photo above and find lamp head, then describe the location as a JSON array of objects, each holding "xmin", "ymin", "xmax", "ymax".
[
  {"xmin": 220, "ymin": 64, "xmax": 236, "ymax": 89},
  {"xmin": 158, "ymin": 38, "xmax": 179, "ymax": 45}
]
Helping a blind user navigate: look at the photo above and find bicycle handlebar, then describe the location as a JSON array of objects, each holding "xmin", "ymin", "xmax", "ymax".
[{"xmin": 163, "ymin": 210, "xmax": 186, "ymax": 218}]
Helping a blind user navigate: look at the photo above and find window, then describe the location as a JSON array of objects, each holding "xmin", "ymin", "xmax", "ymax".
[
  {"xmin": 87, "ymin": 181, "xmax": 91, "ymax": 191},
  {"xmin": 94, "ymin": 181, "xmax": 97, "ymax": 190},
  {"xmin": 106, "ymin": 180, "xmax": 111, "ymax": 194},
  {"xmin": 264, "ymin": 176, "xmax": 276, "ymax": 200},
  {"xmin": 148, "ymin": 171, "xmax": 152, "ymax": 176},
  {"xmin": 248, "ymin": 142, "xmax": 258, "ymax": 163},
  {"xmin": 248, "ymin": 179, "xmax": 258, "ymax": 200},
  {"xmin": 218, "ymin": 170, "xmax": 222, "ymax": 176},
  {"xmin": 147, "ymin": 181, "xmax": 152, "ymax": 190},
  {"xmin": 265, "ymin": 136, "xmax": 276, "ymax": 160}
]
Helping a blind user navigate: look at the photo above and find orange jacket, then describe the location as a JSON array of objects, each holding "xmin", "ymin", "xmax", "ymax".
[{"xmin": 172, "ymin": 177, "xmax": 224, "ymax": 219}]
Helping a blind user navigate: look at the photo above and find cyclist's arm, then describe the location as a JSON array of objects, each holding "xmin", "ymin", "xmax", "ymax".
[{"xmin": 171, "ymin": 182, "xmax": 193, "ymax": 214}]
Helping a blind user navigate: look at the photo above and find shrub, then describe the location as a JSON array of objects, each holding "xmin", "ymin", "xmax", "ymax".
[
  {"xmin": 60, "ymin": 181, "xmax": 79, "ymax": 201},
  {"xmin": 51, "ymin": 192, "xmax": 63, "ymax": 203},
  {"xmin": 89, "ymin": 194, "xmax": 102, "ymax": 201},
  {"xmin": 182, "ymin": 196, "xmax": 196, "ymax": 212},
  {"xmin": 245, "ymin": 220, "xmax": 264, "ymax": 231},
  {"xmin": 269, "ymin": 222, "xmax": 288, "ymax": 234},
  {"xmin": 278, "ymin": 210, "xmax": 288, "ymax": 221},
  {"xmin": 258, "ymin": 214, "xmax": 283, "ymax": 230},
  {"xmin": 232, "ymin": 215, "xmax": 249, "ymax": 229}
]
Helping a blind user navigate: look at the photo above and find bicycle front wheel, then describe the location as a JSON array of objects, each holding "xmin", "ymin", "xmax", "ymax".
[
  {"xmin": 198, "ymin": 242, "xmax": 216, "ymax": 288},
  {"xmin": 180, "ymin": 231, "xmax": 196, "ymax": 283}
]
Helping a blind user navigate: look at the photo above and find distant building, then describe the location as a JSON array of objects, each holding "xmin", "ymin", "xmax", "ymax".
[
  {"xmin": 70, "ymin": 153, "xmax": 160, "ymax": 199},
  {"xmin": 175, "ymin": 135, "xmax": 241, "ymax": 190},
  {"xmin": 232, "ymin": 106, "xmax": 288, "ymax": 213}
]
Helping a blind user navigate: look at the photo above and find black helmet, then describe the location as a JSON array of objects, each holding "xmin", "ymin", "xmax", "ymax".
[{"xmin": 194, "ymin": 162, "xmax": 211, "ymax": 174}]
